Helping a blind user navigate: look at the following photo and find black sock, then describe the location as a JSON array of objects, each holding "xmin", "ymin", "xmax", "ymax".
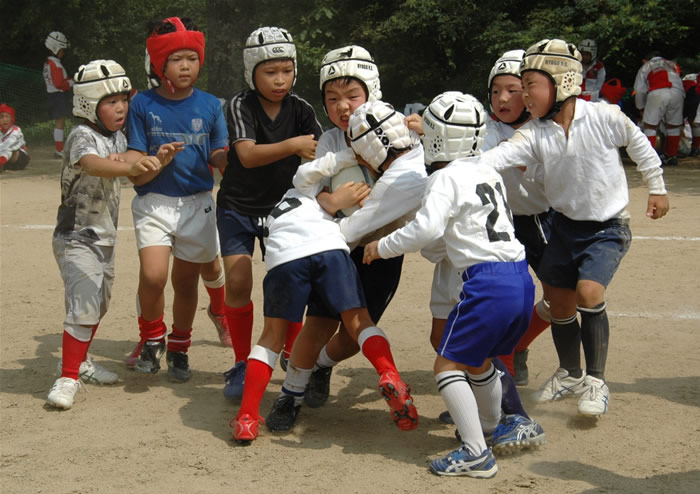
[
  {"xmin": 492, "ymin": 358, "xmax": 529, "ymax": 419},
  {"xmin": 551, "ymin": 314, "xmax": 582, "ymax": 378},
  {"xmin": 579, "ymin": 302, "xmax": 609, "ymax": 380}
]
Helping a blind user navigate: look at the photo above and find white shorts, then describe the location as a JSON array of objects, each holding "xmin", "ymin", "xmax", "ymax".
[
  {"xmin": 132, "ymin": 191, "xmax": 219, "ymax": 263},
  {"xmin": 429, "ymin": 259, "xmax": 462, "ymax": 319},
  {"xmin": 53, "ymin": 236, "xmax": 115, "ymax": 325},
  {"xmin": 643, "ymin": 88, "xmax": 684, "ymax": 126}
]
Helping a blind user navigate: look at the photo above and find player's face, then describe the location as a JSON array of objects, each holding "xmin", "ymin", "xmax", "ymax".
[
  {"xmin": 581, "ymin": 51, "xmax": 592, "ymax": 64},
  {"xmin": 163, "ymin": 49, "xmax": 201, "ymax": 89},
  {"xmin": 96, "ymin": 94, "xmax": 129, "ymax": 132},
  {"xmin": 324, "ymin": 79, "xmax": 368, "ymax": 131},
  {"xmin": 490, "ymin": 75, "xmax": 525, "ymax": 125},
  {"xmin": 0, "ymin": 112, "xmax": 11, "ymax": 132},
  {"xmin": 521, "ymin": 71, "xmax": 555, "ymax": 119},
  {"xmin": 254, "ymin": 59, "xmax": 294, "ymax": 102}
]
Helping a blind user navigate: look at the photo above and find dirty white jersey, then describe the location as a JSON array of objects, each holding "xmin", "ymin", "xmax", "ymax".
[
  {"xmin": 295, "ymin": 138, "xmax": 428, "ymax": 248},
  {"xmin": 263, "ymin": 187, "xmax": 349, "ymax": 271},
  {"xmin": 481, "ymin": 99, "xmax": 666, "ymax": 221},
  {"xmin": 378, "ymin": 157, "xmax": 524, "ymax": 271},
  {"xmin": 483, "ymin": 118, "xmax": 549, "ymax": 216},
  {"xmin": 634, "ymin": 57, "xmax": 684, "ymax": 109}
]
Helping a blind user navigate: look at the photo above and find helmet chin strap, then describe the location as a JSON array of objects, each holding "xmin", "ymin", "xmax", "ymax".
[{"xmin": 541, "ymin": 99, "xmax": 567, "ymax": 120}]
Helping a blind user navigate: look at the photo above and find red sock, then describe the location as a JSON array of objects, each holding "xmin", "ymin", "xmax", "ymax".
[
  {"xmin": 283, "ymin": 321, "xmax": 303, "ymax": 359},
  {"xmin": 167, "ymin": 326, "xmax": 192, "ymax": 353},
  {"xmin": 515, "ymin": 307, "xmax": 551, "ymax": 352},
  {"xmin": 138, "ymin": 314, "xmax": 167, "ymax": 343},
  {"xmin": 665, "ymin": 135, "xmax": 680, "ymax": 157},
  {"xmin": 0, "ymin": 156, "xmax": 7, "ymax": 168},
  {"xmin": 237, "ymin": 358, "xmax": 273, "ymax": 419},
  {"xmin": 498, "ymin": 352, "xmax": 515, "ymax": 376},
  {"xmin": 206, "ymin": 285, "xmax": 226, "ymax": 316},
  {"xmin": 693, "ymin": 136, "xmax": 700, "ymax": 149},
  {"xmin": 56, "ymin": 141, "xmax": 64, "ymax": 152},
  {"xmin": 82, "ymin": 324, "xmax": 99, "ymax": 361},
  {"xmin": 646, "ymin": 135, "xmax": 657, "ymax": 148},
  {"xmin": 61, "ymin": 331, "xmax": 90, "ymax": 380},
  {"xmin": 226, "ymin": 302, "xmax": 253, "ymax": 362},
  {"xmin": 360, "ymin": 334, "xmax": 397, "ymax": 375}
]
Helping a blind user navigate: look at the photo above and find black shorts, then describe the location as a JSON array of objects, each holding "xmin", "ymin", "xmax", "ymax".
[{"xmin": 47, "ymin": 92, "xmax": 70, "ymax": 119}]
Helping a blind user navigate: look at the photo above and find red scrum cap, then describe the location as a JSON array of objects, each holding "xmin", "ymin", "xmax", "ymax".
[
  {"xmin": 146, "ymin": 17, "xmax": 205, "ymax": 82},
  {"xmin": 0, "ymin": 103, "xmax": 16, "ymax": 126}
]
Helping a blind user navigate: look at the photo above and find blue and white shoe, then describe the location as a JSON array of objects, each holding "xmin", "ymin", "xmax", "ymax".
[
  {"xmin": 429, "ymin": 446, "xmax": 498, "ymax": 478},
  {"xmin": 223, "ymin": 360, "xmax": 246, "ymax": 401},
  {"xmin": 491, "ymin": 414, "xmax": 546, "ymax": 454}
]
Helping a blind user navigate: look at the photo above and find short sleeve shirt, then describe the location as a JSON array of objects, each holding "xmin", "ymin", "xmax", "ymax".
[
  {"xmin": 54, "ymin": 125, "xmax": 127, "ymax": 246},
  {"xmin": 217, "ymin": 89, "xmax": 323, "ymax": 217}
]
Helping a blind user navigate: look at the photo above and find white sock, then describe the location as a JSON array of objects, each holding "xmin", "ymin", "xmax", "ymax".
[
  {"xmin": 314, "ymin": 345, "xmax": 338, "ymax": 370},
  {"xmin": 466, "ymin": 363, "xmax": 502, "ymax": 434},
  {"xmin": 281, "ymin": 365, "xmax": 313, "ymax": 406},
  {"xmin": 436, "ymin": 370, "xmax": 487, "ymax": 455},
  {"xmin": 54, "ymin": 128, "xmax": 64, "ymax": 143}
]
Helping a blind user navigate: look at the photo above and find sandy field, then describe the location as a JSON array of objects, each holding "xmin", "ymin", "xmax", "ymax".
[{"xmin": 1, "ymin": 148, "xmax": 699, "ymax": 493}]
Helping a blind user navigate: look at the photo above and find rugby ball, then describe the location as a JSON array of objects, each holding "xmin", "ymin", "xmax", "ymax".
[{"xmin": 330, "ymin": 165, "xmax": 376, "ymax": 217}]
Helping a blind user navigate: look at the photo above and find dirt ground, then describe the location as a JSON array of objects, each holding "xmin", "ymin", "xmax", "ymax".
[{"xmin": 1, "ymin": 147, "xmax": 699, "ymax": 494}]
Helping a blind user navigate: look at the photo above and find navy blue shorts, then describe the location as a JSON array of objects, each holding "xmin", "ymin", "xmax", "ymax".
[
  {"xmin": 513, "ymin": 209, "xmax": 553, "ymax": 272},
  {"xmin": 217, "ymin": 206, "xmax": 266, "ymax": 257},
  {"xmin": 438, "ymin": 260, "xmax": 534, "ymax": 367},
  {"xmin": 47, "ymin": 92, "xmax": 70, "ymax": 119},
  {"xmin": 537, "ymin": 212, "xmax": 632, "ymax": 290},
  {"xmin": 264, "ymin": 250, "xmax": 366, "ymax": 322},
  {"xmin": 310, "ymin": 245, "xmax": 403, "ymax": 323}
]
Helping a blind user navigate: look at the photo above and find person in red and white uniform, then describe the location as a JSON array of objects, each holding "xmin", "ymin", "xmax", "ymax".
[
  {"xmin": 42, "ymin": 31, "xmax": 73, "ymax": 158},
  {"xmin": 578, "ymin": 39, "xmax": 605, "ymax": 102},
  {"xmin": 634, "ymin": 51, "xmax": 685, "ymax": 166},
  {"xmin": 0, "ymin": 103, "xmax": 30, "ymax": 172}
]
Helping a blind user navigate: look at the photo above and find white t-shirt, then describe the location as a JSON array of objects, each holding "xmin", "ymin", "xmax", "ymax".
[
  {"xmin": 483, "ymin": 118, "xmax": 549, "ymax": 216},
  {"xmin": 481, "ymin": 99, "xmax": 666, "ymax": 222},
  {"xmin": 378, "ymin": 157, "xmax": 525, "ymax": 271}
]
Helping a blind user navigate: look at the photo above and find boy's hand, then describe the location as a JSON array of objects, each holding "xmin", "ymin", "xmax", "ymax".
[
  {"xmin": 363, "ymin": 241, "xmax": 381, "ymax": 264},
  {"xmin": 332, "ymin": 182, "xmax": 371, "ymax": 212},
  {"xmin": 405, "ymin": 113, "xmax": 423, "ymax": 135},
  {"xmin": 292, "ymin": 135, "xmax": 318, "ymax": 160},
  {"xmin": 156, "ymin": 141, "xmax": 185, "ymax": 167},
  {"xmin": 130, "ymin": 156, "xmax": 162, "ymax": 177},
  {"xmin": 646, "ymin": 194, "xmax": 669, "ymax": 219}
]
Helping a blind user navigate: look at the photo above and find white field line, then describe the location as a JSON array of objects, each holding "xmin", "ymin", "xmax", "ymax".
[{"xmin": 3, "ymin": 225, "xmax": 700, "ymax": 240}]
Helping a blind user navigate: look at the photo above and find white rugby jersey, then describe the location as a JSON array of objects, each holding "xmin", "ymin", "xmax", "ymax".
[
  {"xmin": 263, "ymin": 187, "xmax": 349, "ymax": 271},
  {"xmin": 0, "ymin": 125, "xmax": 27, "ymax": 160},
  {"xmin": 378, "ymin": 158, "xmax": 525, "ymax": 271},
  {"xmin": 296, "ymin": 134, "xmax": 428, "ymax": 247},
  {"xmin": 42, "ymin": 56, "xmax": 72, "ymax": 93},
  {"xmin": 634, "ymin": 57, "xmax": 684, "ymax": 110},
  {"xmin": 483, "ymin": 118, "xmax": 549, "ymax": 216},
  {"xmin": 482, "ymin": 99, "xmax": 666, "ymax": 222}
]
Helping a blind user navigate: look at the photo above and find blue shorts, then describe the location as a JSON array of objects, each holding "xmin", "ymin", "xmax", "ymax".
[
  {"xmin": 47, "ymin": 92, "xmax": 70, "ymax": 119},
  {"xmin": 310, "ymin": 246, "xmax": 403, "ymax": 323},
  {"xmin": 513, "ymin": 209, "xmax": 553, "ymax": 271},
  {"xmin": 217, "ymin": 207, "xmax": 266, "ymax": 257},
  {"xmin": 537, "ymin": 212, "xmax": 632, "ymax": 290},
  {"xmin": 438, "ymin": 260, "xmax": 534, "ymax": 367},
  {"xmin": 264, "ymin": 250, "xmax": 366, "ymax": 322}
]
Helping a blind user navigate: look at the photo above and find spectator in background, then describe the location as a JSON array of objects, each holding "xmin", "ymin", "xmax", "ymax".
[
  {"xmin": 43, "ymin": 31, "xmax": 73, "ymax": 159},
  {"xmin": 578, "ymin": 39, "xmax": 605, "ymax": 102},
  {"xmin": 0, "ymin": 103, "xmax": 30, "ymax": 172},
  {"xmin": 634, "ymin": 51, "xmax": 685, "ymax": 166}
]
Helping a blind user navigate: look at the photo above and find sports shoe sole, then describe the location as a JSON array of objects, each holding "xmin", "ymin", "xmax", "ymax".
[{"xmin": 379, "ymin": 376, "xmax": 418, "ymax": 431}]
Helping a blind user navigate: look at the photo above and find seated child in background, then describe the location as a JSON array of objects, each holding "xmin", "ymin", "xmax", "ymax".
[
  {"xmin": 0, "ymin": 103, "xmax": 30, "ymax": 172},
  {"xmin": 363, "ymin": 93, "xmax": 535, "ymax": 478}
]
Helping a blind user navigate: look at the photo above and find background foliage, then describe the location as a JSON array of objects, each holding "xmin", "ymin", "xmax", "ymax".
[{"xmin": 1, "ymin": 0, "xmax": 698, "ymax": 130}]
